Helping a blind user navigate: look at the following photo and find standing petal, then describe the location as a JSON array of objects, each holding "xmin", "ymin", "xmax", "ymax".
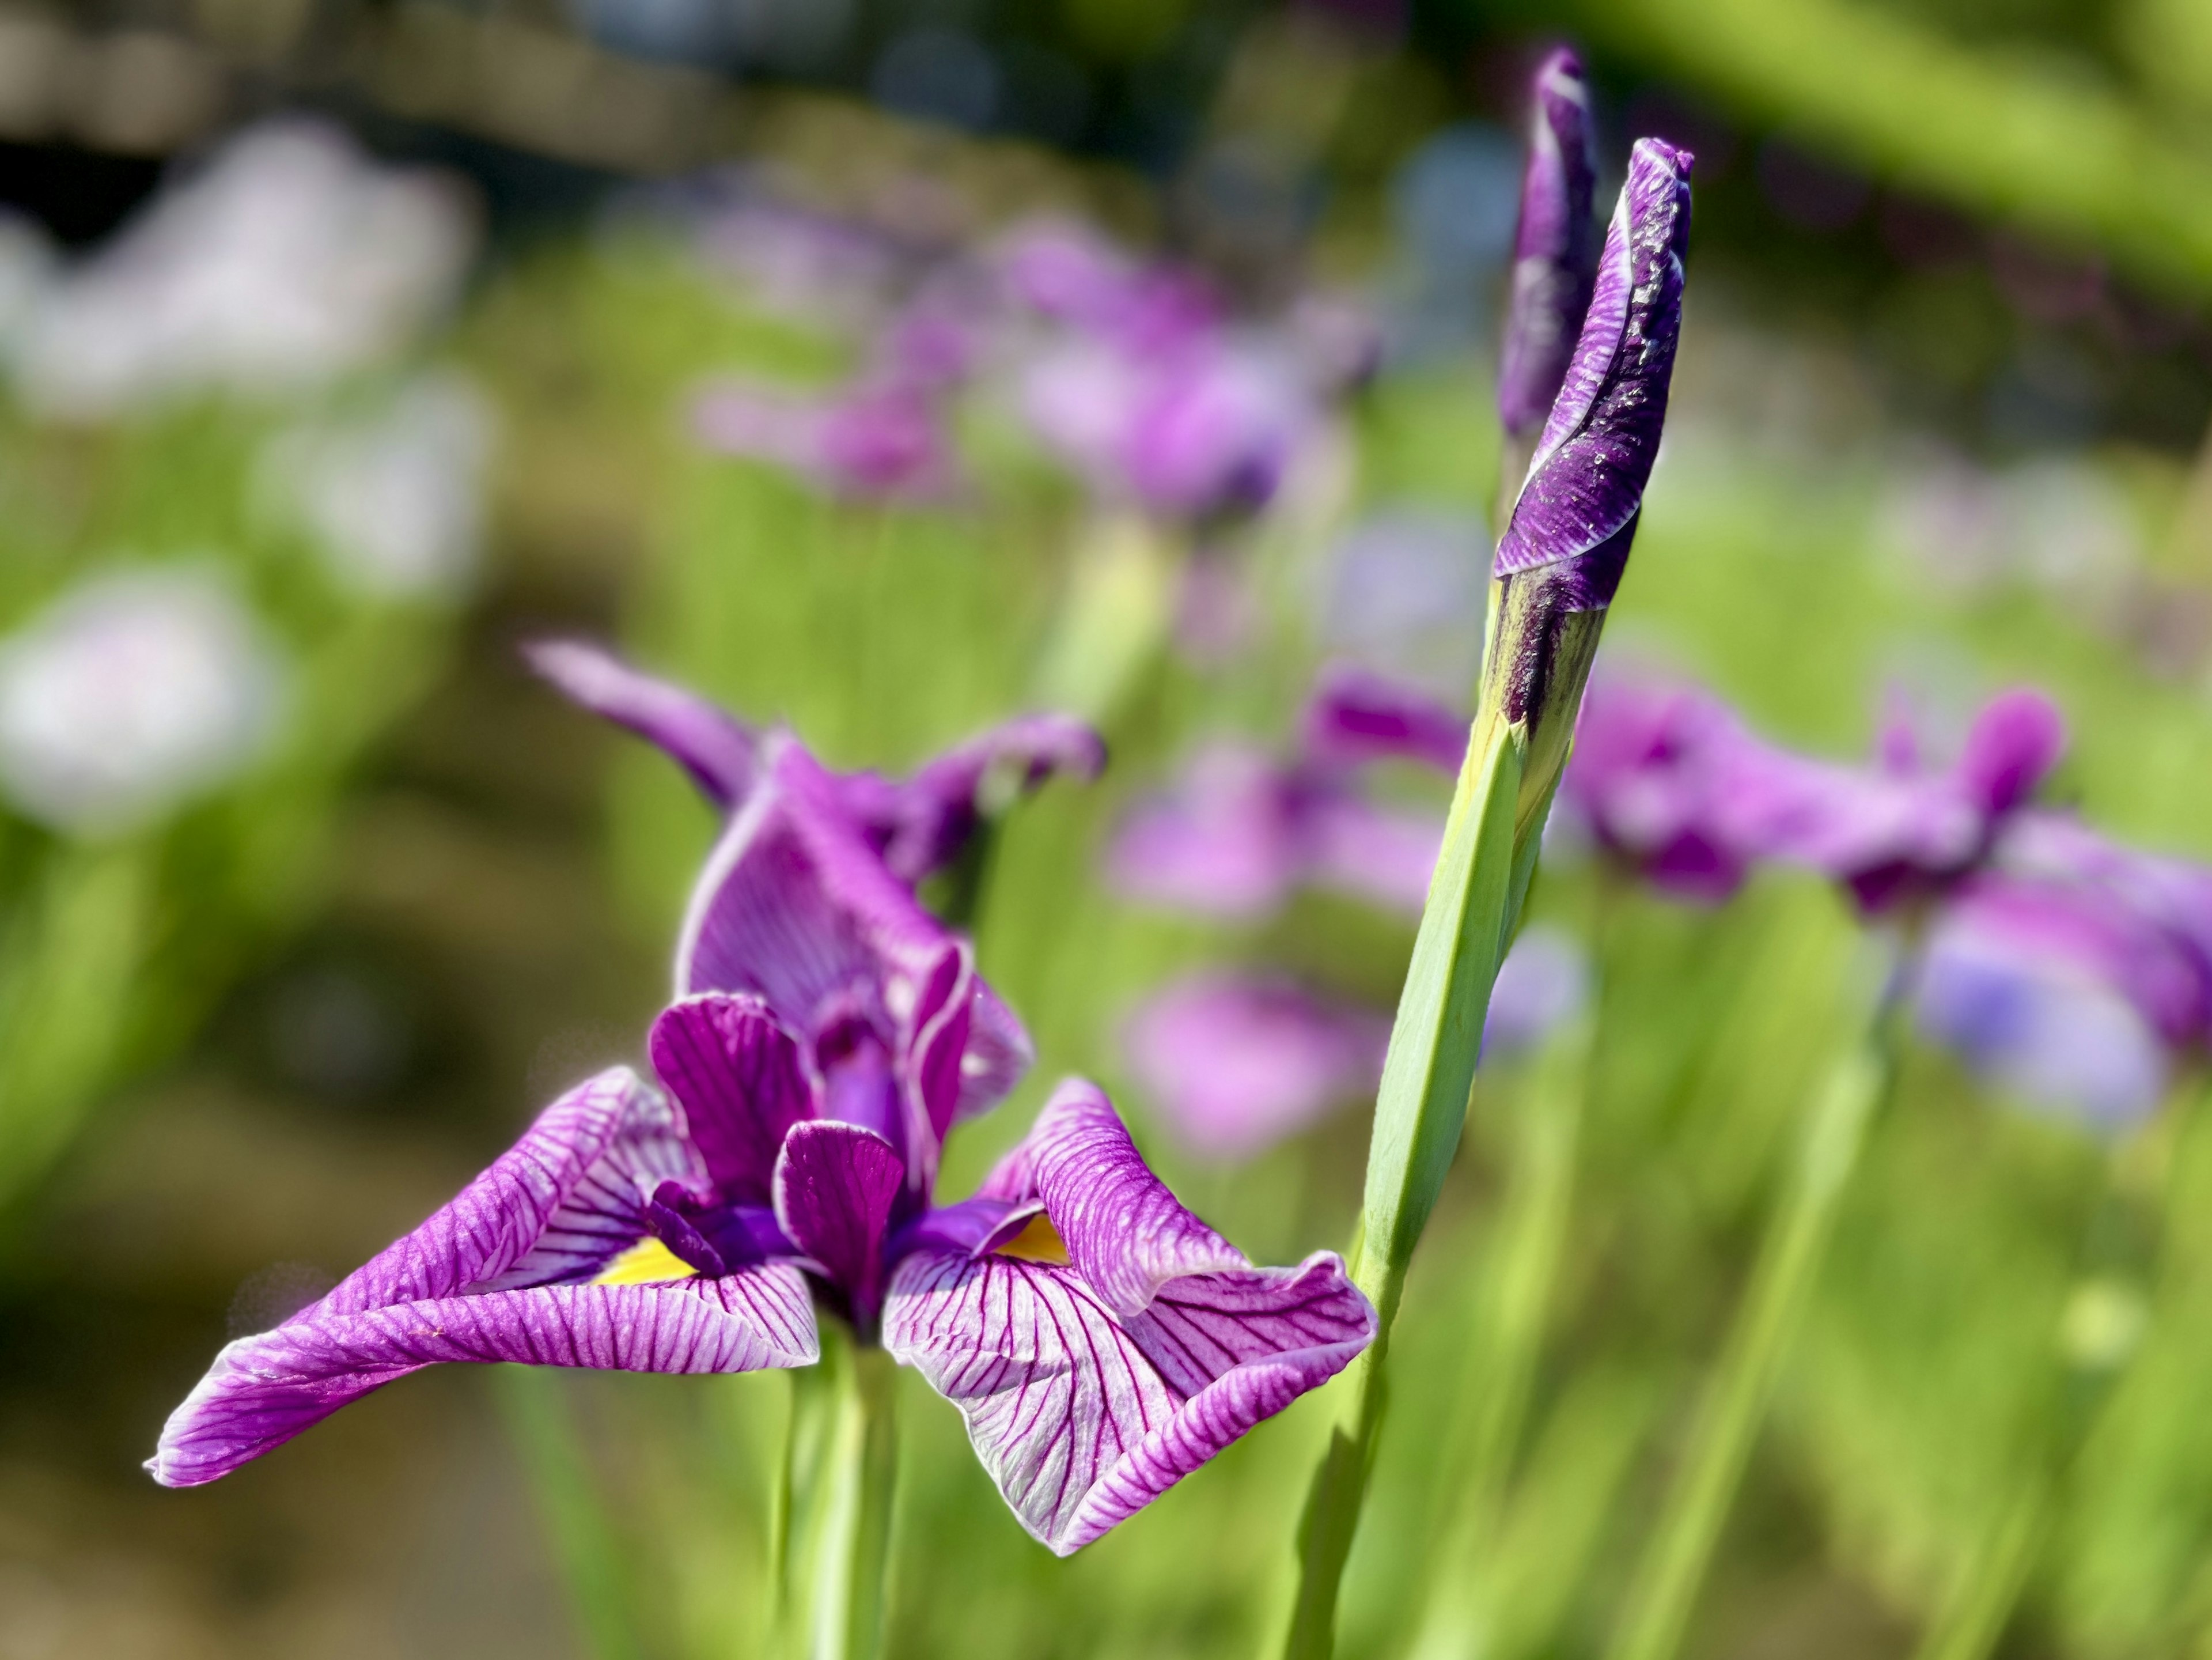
[
  {"xmin": 524, "ymin": 639, "xmax": 759, "ymax": 807},
  {"xmin": 884, "ymin": 1245, "xmax": 1370, "ymax": 1554},
  {"xmin": 150, "ymin": 1268, "xmax": 819, "ymax": 1488},
  {"xmin": 1956, "ymin": 687, "xmax": 2066, "ymax": 819},
  {"xmin": 648, "ymin": 994, "xmax": 813, "ymax": 1205},
  {"xmin": 774, "ymin": 1120, "xmax": 905, "ymax": 1322}
]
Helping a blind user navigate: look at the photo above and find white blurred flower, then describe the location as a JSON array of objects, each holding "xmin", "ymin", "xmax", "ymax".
[
  {"xmin": 13, "ymin": 120, "xmax": 475, "ymax": 419},
  {"xmin": 262, "ymin": 373, "xmax": 496, "ymax": 598},
  {"xmin": 0, "ymin": 567, "xmax": 286, "ymax": 834}
]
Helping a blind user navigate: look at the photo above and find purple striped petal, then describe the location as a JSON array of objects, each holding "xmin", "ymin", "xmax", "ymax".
[
  {"xmin": 524, "ymin": 639, "xmax": 759, "ymax": 807},
  {"xmin": 1122, "ymin": 977, "xmax": 1388, "ymax": 1161},
  {"xmin": 150, "ymin": 1267, "xmax": 819, "ymax": 1488},
  {"xmin": 648, "ymin": 995, "xmax": 812, "ymax": 1205},
  {"xmin": 883, "ymin": 1245, "xmax": 1370, "ymax": 1553},
  {"xmin": 774, "ymin": 1120, "xmax": 904, "ymax": 1321},
  {"xmin": 1495, "ymin": 139, "xmax": 1694, "ymax": 611},
  {"xmin": 1020, "ymin": 1078, "xmax": 1244, "ymax": 1318},
  {"xmin": 1497, "ymin": 48, "xmax": 1597, "ymax": 443},
  {"xmin": 320, "ymin": 1069, "xmax": 691, "ymax": 1313},
  {"xmin": 1300, "ymin": 664, "xmax": 1466, "ymax": 775}
]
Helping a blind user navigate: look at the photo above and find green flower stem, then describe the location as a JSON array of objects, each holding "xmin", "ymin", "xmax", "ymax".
[
  {"xmin": 1605, "ymin": 1023, "xmax": 1891, "ymax": 1660},
  {"xmin": 490, "ymin": 1366, "xmax": 648, "ymax": 1660},
  {"xmin": 779, "ymin": 1322, "xmax": 900, "ymax": 1660},
  {"xmin": 1912, "ymin": 1476, "xmax": 2053, "ymax": 1660},
  {"xmin": 1279, "ymin": 716, "xmax": 1532, "ymax": 1660}
]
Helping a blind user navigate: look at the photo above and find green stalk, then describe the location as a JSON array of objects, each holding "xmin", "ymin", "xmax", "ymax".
[
  {"xmin": 1912, "ymin": 1477, "xmax": 2052, "ymax": 1660},
  {"xmin": 490, "ymin": 1366, "xmax": 649, "ymax": 1660},
  {"xmin": 1604, "ymin": 1034, "xmax": 1888, "ymax": 1660},
  {"xmin": 778, "ymin": 1321, "xmax": 900, "ymax": 1660},
  {"xmin": 1279, "ymin": 713, "xmax": 1532, "ymax": 1660}
]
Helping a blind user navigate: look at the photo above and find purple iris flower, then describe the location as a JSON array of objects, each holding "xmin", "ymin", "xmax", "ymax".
[
  {"xmin": 151, "ymin": 725, "xmax": 1374, "ymax": 1556},
  {"xmin": 1106, "ymin": 664, "xmax": 1467, "ymax": 920},
  {"xmin": 525, "ymin": 638, "xmax": 1104, "ymax": 891},
  {"xmin": 1562, "ymin": 675, "xmax": 2068, "ymax": 914},
  {"xmin": 1497, "ymin": 48, "xmax": 1598, "ymax": 453},
  {"xmin": 1121, "ymin": 925, "xmax": 1588, "ymax": 1163}
]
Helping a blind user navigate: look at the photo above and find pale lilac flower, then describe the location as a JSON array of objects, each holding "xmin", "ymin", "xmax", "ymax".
[
  {"xmin": 1123, "ymin": 977, "xmax": 1391, "ymax": 1161},
  {"xmin": 1122, "ymin": 925, "xmax": 1587, "ymax": 1163},
  {"xmin": 0, "ymin": 567, "xmax": 286, "ymax": 834},
  {"xmin": 153, "ymin": 728, "xmax": 1373, "ymax": 1555},
  {"xmin": 1497, "ymin": 48, "xmax": 1597, "ymax": 448},
  {"xmin": 1108, "ymin": 664, "xmax": 1465, "ymax": 919},
  {"xmin": 525, "ymin": 638, "xmax": 1104, "ymax": 891},
  {"xmin": 262, "ymin": 373, "xmax": 494, "ymax": 598},
  {"xmin": 1920, "ymin": 880, "xmax": 2171, "ymax": 1127},
  {"xmin": 14, "ymin": 121, "xmax": 474, "ymax": 419}
]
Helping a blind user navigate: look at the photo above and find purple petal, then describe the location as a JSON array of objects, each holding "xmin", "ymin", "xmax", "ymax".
[
  {"xmin": 773, "ymin": 1120, "xmax": 905, "ymax": 1321},
  {"xmin": 1498, "ymin": 48, "xmax": 1597, "ymax": 443},
  {"xmin": 320, "ymin": 1069, "xmax": 691, "ymax": 1313},
  {"xmin": 882, "ymin": 1246, "xmax": 1371, "ymax": 1553},
  {"xmin": 850, "ymin": 713, "xmax": 1107, "ymax": 886},
  {"xmin": 648, "ymin": 994, "xmax": 812, "ymax": 1205},
  {"xmin": 1014, "ymin": 1078, "xmax": 1244, "ymax": 1318},
  {"xmin": 1122, "ymin": 977, "xmax": 1388, "ymax": 1161},
  {"xmin": 1495, "ymin": 139, "xmax": 1694, "ymax": 610},
  {"xmin": 524, "ymin": 639, "xmax": 759, "ymax": 808},
  {"xmin": 1562, "ymin": 676, "xmax": 1751, "ymax": 901},
  {"xmin": 150, "ymin": 1268, "xmax": 819, "ymax": 1487},
  {"xmin": 676, "ymin": 734, "xmax": 1027, "ymax": 1118},
  {"xmin": 1956, "ymin": 688, "xmax": 2066, "ymax": 819},
  {"xmin": 1300, "ymin": 664, "xmax": 1467, "ymax": 774}
]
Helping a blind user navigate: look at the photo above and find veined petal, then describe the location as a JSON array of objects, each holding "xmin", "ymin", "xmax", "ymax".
[
  {"xmin": 883, "ymin": 1246, "xmax": 1370, "ymax": 1553},
  {"xmin": 149, "ymin": 1267, "xmax": 819, "ymax": 1488},
  {"xmin": 773, "ymin": 1120, "xmax": 904, "ymax": 1319},
  {"xmin": 1021, "ymin": 1078, "xmax": 1244, "ymax": 1319},
  {"xmin": 524, "ymin": 639, "xmax": 759, "ymax": 806},
  {"xmin": 649, "ymin": 993, "xmax": 812, "ymax": 1205},
  {"xmin": 321, "ymin": 1068, "xmax": 693, "ymax": 1313}
]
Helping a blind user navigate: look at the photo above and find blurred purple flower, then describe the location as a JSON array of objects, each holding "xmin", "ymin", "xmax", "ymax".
[
  {"xmin": 154, "ymin": 725, "xmax": 1371, "ymax": 1556},
  {"xmin": 1497, "ymin": 48, "xmax": 1597, "ymax": 449},
  {"xmin": 526, "ymin": 639, "xmax": 1103, "ymax": 890},
  {"xmin": 1123, "ymin": 977, "xmax": 1390, "ymax": 1161},
  {"xmin": 1563, "ymin": 675, "xmax": 2067, "ymax": 914},
  {"xmin": 1122, "ymin": 925, "xmax": 1588, "ymax": 1163},
  {"xmin": 1920, "ymin": 880, "xmax": 2170, "ymax": 1128},
  {"xmin": 694, "ymin": 377, "xmax": 959, "ymax": 500}
]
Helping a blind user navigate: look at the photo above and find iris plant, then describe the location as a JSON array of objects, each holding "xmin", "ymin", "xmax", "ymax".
[{"xmin": 151, "ymin": 649, "xmax": 1373, "ymax": 1660}]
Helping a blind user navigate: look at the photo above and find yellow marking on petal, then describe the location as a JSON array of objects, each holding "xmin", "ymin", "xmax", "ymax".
[
  {"xmin": 995, "ymin": 1212, "xmax": 1070, "ymax": 1265},
  {"xmin": 593, "ymin": 1237, "xmax": 700, "ymax": 1285}
]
